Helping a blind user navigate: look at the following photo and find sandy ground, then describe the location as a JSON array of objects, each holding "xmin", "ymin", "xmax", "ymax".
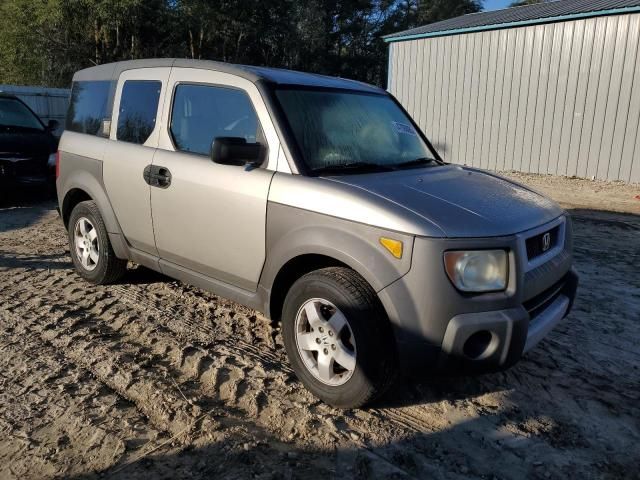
[{"xmin": 0, "ymin": 173, "xmax": 638, "ymax": 480}]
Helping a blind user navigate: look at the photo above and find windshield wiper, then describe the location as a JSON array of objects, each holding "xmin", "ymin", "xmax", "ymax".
[
  {"xmin": 312, "ymin": 162, "xmax": 396, "ymax": 175},
  {"xmin": 395, "ymin": 157, "xmax": 440, "ymax": 169}
]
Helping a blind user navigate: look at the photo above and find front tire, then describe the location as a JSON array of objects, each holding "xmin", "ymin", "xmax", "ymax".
[
  {"xmin": 68, "ymin": 200, "xmax": 127, "ymax": 284},
  {"xmin": 282, "ymin": 267, "xmax": 397, "ymax": 408}
]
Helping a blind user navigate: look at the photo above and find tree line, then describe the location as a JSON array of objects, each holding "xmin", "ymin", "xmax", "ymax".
[{"xmin": 0, "ymin": 0, "xmax": 541, "ymax": 89}]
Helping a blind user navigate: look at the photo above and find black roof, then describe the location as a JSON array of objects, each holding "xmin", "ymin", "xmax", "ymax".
[
  {"xmin": 73, "ymin": 59, "xmax": 383, "ymax": 94},
  {"xmin": 236, "ymin": 64, "xmax": 383, "ymax": 92},
  {"xmin": 385, "ymin": 0, "xmax": 640, "ymax": 41}
]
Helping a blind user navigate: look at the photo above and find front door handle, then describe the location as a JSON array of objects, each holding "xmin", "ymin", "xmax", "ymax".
[
  {"xmin": 143, "ymin": 165, "xmax": 172, "ymax": 188},
  {"xmin": 155, "ymin": 167, "xmax": 171, "ymax": 188},
  {"xmin": 143, "ymin": 164, "xmax": 153, "ymax": 185}
]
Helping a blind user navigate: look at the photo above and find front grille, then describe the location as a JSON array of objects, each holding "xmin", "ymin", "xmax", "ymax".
[
  {"xmin": 0, "ymin": 158, "xmax": 46, "ymax": 177},
  {"xmin": 526, "ymin": 225, "xmax": 560, "ymax": 260},
  {"xmin": 523, "ymin": 274, "xmax": 567, "ymax": 319}
]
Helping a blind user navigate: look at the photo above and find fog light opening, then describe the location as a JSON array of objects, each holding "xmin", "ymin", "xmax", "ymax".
[{"xmin": 463, "ymin": 330, "xmax": 495, "ymax": 360}]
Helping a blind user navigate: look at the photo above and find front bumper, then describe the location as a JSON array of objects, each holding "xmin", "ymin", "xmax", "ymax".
[
  {"xmin": 439, "ymin": 269, "xmax": 578, "ymax": 369},
  {"xmin": 0, "ymin": 159, "xmax": 51, "ymax": 187},
  {"xmin": 377, "ymin": 215, "xmax": 578, "ymax": 373}
]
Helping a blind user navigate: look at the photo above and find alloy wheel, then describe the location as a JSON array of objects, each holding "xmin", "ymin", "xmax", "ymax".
[
  {"xmin": 73, "ymin": 217, "xmax": 99, "ymax": 271},
  {"xmin": 294, "ymin": 298, "xmax": 357, "ymax": 386}
]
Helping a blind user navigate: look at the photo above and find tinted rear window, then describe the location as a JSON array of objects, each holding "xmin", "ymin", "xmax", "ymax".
[
  {"xmin": 66, "ymin": 81, "xmax": 112, "ymax": 136},
  {"xmin": 116, "ymin": 80, "xmax": 161, "ymax": 144}
]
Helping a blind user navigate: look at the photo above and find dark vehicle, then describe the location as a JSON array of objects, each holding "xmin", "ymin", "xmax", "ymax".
[{"xmin": 0, "ymin": 93, "xmax": 59, "ymax": 193}]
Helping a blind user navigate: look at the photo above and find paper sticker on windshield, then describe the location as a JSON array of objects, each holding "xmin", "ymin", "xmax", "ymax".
[{"xmin": 392, "ymin": 121, "xmax": 417, "ymax": 136}]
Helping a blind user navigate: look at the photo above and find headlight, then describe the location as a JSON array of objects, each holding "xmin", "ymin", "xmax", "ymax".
[{"xmin": 444, "ymin": 250, "xmax": 508, "ymax": 292}]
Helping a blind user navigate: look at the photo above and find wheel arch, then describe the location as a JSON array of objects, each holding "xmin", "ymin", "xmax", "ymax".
[
  {"xmin": 59, "ymin": 170, "xmax": 122, "ymax": 236},
  {"xmin": 61, "ymin": 188, "xmax": 92, "ymax": 228},
  {"xmin": 267, "ymin": 253, "xmax": 352, "ymax": 323},
  {"xmin": 58, "ymin": 167, "xmax": 130, "ymax": 260},
  {"xmin": 262, "ymin": 240, "xmax": 408, "ymax": 323},
  {"xmin": 261, "ymin": 203, "xmax": 414, "ymax": 321}
]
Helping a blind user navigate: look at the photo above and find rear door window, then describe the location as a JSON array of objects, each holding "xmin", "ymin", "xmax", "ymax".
[
  {"xmin": 116, "ymin": 80, "xmax": 162, "ymax": 144},
  {"xmin": 67, "ymin": 81, "xmax": 112, "ymax": 136},
  {"xmin": 169, "ymin": 84, "xmax": 259, "ymax": 156}
]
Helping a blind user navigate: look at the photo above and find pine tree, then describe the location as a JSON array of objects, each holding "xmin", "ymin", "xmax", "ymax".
[{"xmin": 417, "ymin": 0, "xmax": 482, "ymax": 25}]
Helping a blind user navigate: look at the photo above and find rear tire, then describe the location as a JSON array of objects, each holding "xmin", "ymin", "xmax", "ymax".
[
  {"xmin": 68, "ymin": 200, "xmax": 127, "ymax": 284},
  {"xmin": 282, "ymin": 267, "xmax": 397, "ymax": 409}
]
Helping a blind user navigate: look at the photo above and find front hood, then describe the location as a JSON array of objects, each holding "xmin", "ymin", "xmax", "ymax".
[
  {"xmin": 0, "ymin": 131, "xmax": 55, "ymax": 160},
  {"xmin": 326, "ymin": 165, "xmax": 563, "ymax": 237}
]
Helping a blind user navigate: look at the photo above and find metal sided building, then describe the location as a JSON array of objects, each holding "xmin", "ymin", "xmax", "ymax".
[{"xmin": 385, "ymin": 0, "xmax": 640, "ymax": 183}]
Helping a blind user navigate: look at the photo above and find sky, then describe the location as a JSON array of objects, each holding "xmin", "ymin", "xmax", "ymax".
[{"xmin": 483, "ymin": 0, "xmax": 513, "ymax": 11}]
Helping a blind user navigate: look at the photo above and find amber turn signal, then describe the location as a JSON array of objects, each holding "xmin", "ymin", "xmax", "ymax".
[{"xmin": 379, "ymin": 237, "xmax": 403, "ymax": 259}]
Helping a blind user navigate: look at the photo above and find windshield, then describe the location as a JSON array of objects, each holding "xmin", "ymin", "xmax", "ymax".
[
  {"xmin": 0, "ymin": 98, "xmax": 44, "ymax": 131},
  {"xmin": 275, "ymin": 88, "xmax": 438, "ymax": 174}
]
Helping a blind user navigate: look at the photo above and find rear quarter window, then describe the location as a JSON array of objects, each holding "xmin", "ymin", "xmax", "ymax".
[
  {"xmin": 116, "ymin": 80, "xmax": 162, "ymax": 145},
  {"xmin": 66, "ymin": 81, "xmax": 113, "ymax": 136}
]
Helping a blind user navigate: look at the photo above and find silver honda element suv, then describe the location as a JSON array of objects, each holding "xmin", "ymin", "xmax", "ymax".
[{"xmin": 56, "ymin": 59, "xmax": 578, "ymax": 408}]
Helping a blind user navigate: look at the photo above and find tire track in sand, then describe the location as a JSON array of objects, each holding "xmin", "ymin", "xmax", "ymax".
[
  {"xmin": 110, "ymin": 281, "xmax": 441, "ymax": 436},
  {"xmin": 0, "ymin": 267, "xmax": 420, "ymax": 477}
]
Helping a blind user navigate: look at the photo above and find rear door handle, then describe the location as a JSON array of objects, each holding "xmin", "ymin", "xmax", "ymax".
[{"xmin": 143, "ymin": 165, "xmax": 171, "ymax": 188}]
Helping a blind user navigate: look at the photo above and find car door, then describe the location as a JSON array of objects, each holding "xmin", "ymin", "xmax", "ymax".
[
  {"xmin": 102, "ymin": 67, "xmax": 171, "ymax": 255},
  {"xmin": 151, "ymin": 68, "xmax": 281, "ymax": 292}
]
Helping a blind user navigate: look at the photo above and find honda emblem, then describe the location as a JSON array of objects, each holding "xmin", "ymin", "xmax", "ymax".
[{"xmin": 542, "ymin": 232, "xmax": 551, "ymax": 252}]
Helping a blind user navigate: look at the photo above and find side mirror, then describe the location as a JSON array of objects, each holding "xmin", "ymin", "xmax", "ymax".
[
  {"xmin": 47, "ymin": 119, "xmax": 59, "ymax": 131},
  {"xmin": 210, "ymin": 137, "xmax": 263, "ymax": 167}
]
